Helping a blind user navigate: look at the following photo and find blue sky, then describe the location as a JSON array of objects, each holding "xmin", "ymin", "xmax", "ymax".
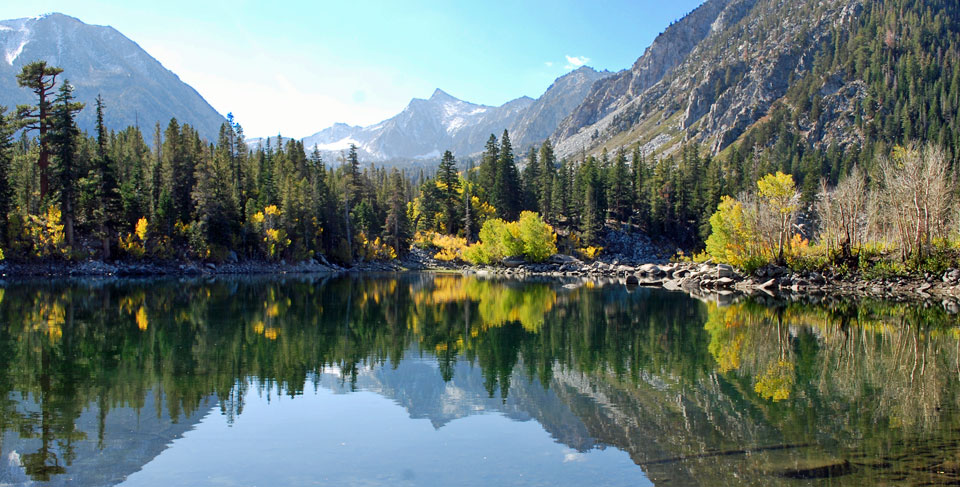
[{"xmin": 11, "ymin": 1, "xmax": 706, "ymax": 138}]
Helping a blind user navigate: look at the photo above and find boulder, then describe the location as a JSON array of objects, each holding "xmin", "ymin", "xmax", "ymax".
[
  {"xmin": 548, "ymin": 254, "xmax": 581, "ymax": 265},
  {"xmin": 662, "ymin": 279, "xmax": 683, "ymax": 291},
  {"xmin": 716, "ymin": 277, "xmax": 735, "ymax": 287},
  {"xmin": 716, "ymin": 264, "xmax": 734, "ymax": 278},
  {"xmin": 625, "ymin": 275, "xmax": 640, "ymax": 286},
  {"xmin": 638, "ymin": 263, "xmax": 665, "ymax": 277},
  {"xmin": 502, "ymin": 256, "xmax": 526, "ymax": 268}
]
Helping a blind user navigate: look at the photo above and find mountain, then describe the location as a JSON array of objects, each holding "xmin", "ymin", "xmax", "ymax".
[
  {"xmin": 299, "ymin": 67, "xmax": 611, "ymax": 162},
  {"xmin": 0, "ymin": 13, "xmax": 225, "ymax": 141},
  {"xmin": 301, "ymin": 89, "xmax": 533, "ymax": 161},
  {"xmin": 510, "ymin": 66, "xmax": 610, "ymax": 151},
  {"xmin": 551, "ymin": 0, "xmax": 938, "ymax": 161}
]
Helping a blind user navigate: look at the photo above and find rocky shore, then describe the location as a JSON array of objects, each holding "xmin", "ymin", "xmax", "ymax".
[
  {"xmin": 5, "ymin": 250, "xmax": 960, "ymax": 310},
  {"xmin": 460, "ymin": 254, "xmax": 960, "ymax": 310}
]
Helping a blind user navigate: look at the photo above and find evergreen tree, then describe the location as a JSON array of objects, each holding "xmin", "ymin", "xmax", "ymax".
[
  {"xmin": 90, "ymin": 95, "xmax": 122, "ymax": 258},
  {"xmin": 0, "ymin": 107, "xmax": 13, "ymax": 246},
  {"xmin": 493, "ymin": 130, "xmax": 521, "ymax": 220},
  {"xmin": 520, "ymin": 147, "xmax": 539, "ymax": 212},
  {"xmin": 47, "ymin": 81, "xmax": 84, "ymax": 247},
  {"xmin": 608, "ymin": 148, "xmax": 631, "ymax": 225},
  {"xmin": 537, "ymin": 140, "xmax": 556, "ymax": 222},
  {"xmin": 478, "ymin": 134, "xmax": 498, "ymax": 201},
  {"xmin": 384, "ymin": 169, "xmax": 410, "ymax": 254},
  {"xmin": 437, "ymin": 150, "xmax": 460, "ymax": 234},
  {"xmin": 15, "ymin": 61, "xmax": 63, "ymax": 198}
]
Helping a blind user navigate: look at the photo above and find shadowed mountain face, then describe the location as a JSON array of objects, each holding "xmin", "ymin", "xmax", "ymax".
[
  {"xmin": 1, "ymin": 275, "xmax": 959, "ymax": 485},
  {"xmin": 0, "ymin": 13, "xmax": 225, "ymax": 141}
]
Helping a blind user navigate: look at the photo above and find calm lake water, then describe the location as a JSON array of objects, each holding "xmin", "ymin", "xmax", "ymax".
[{"xmin": 1, "ymin": 273, "xmax": 960, "ymax": 486}]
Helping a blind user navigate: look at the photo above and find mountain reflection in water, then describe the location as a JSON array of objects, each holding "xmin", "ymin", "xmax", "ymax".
[{"xmin": 0, "ymin": 274, "xmax": 959, "ymax": 486}]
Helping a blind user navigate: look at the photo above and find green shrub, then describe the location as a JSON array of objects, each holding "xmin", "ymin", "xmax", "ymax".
[
  {"xmin": 463, "ymin": 212, "xmax": 558, "ymax": 265},
  {"xmin": 516, "ymin": 211, "xmax": 557, "ymax": 262}
]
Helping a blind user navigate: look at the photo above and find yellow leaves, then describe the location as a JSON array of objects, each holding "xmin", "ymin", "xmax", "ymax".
[
  {"xmin": 757, "ymin": 171, "xmax": 799, "ymax": 215},
  {"xmin": 755, "ymin": 360, "xmax": 795, "ymax": 402},
  {"xmin": 135, "ymin": 217, "xmax": 149, "ymax": 241},
  {"xmin": 414, "ymin": 231, "xmax": 467, "ymax": 261},
  {"xmin": 120, "ymin": 217, "xmax": 149, "ymax": 258},
  {"xmin": 265, "ymin": 228, "xmax": 282, "ymax": 243},
  {"xmin": 253, "ymin": 321, "xmax": 266, "ymax": 335},
  {"xmin": 705, "ymin": 195, "xmax": 751, "ymax": 266},
  {"xmin": 251, "ymin": 205, "xmax": 290, "ymax": 260},
  {"xmin": 264, "ymin": 328, "xmax": 279, "ymax": 340},
  {"xmin": 135, "ymin": 306, "xmax": 149, "ymax": 331},
  {"xmin": 26, "ymin": 205, "xmax": 68, "ymax": 257},
  {"xmin": 472, "ymin": 196, "xmax": 496, "ymax": 223},
  {"xmin": 578, "ymin": 246, "xmax": 603, "ymax": 261},
  {"xmin": 358, "ymin": 233, "xmax": 397, "ymax": 261},
  {"xmin": 432, "ymin": 234, "xmax": 467, "ymax": 261},
  {"xmin": 264, "ymin": 204, "xmax": 281, "ymax": 217},
  {"xmin": 29, "ymin": 301, "xmax": 65, "ymax": 342}
]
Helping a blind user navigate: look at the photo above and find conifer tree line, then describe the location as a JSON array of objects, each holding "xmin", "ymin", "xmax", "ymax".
[
  {"xmin": 0, "ymin": 61, "xmax": 735, "ymax": 264},
  {"xmin": 0, "ymin": 61, "xmax": 419, "ymax": 264}
]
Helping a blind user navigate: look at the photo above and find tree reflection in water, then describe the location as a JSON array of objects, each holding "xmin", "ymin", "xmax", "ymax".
[{"xmin": 1, "ymin": 275, "xmax": 959, "ymax": 485}]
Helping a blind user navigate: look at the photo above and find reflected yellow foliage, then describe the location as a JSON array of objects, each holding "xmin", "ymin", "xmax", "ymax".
[
  {"xmin": 135, "ymin": 306, "xmax": 148, "ymax": 331},
  {"xmin": 755, "ymin": 360, "xmax": 795, "ymax": 401}
]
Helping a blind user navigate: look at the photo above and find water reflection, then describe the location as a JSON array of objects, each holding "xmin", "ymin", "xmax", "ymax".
[{"xmin": 0, "ymin": 275, "xmax": 958, "ymax": 485}]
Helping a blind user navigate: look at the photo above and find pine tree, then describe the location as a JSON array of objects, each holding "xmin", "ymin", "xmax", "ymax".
[
  {"xmin": 47, "ymin": 81, "xmax": 84, "ymax": 247},
  {"xmin": 15, "ymin": 61, "xmax": 63, "ymax": 198},
  {"xmin": 0, "ymin": 107, "xmax": 13, "ymax": 246},
  {"xmin": 608, "ymin": 148, "xmax": 631, "ymax": 225},
  {"xmin": 384, "ymin": 169, "xmax": 410, "ymax": 254},
  {"xmin": 520, "ymin": 147, "xmax": 539, "ymax": 212},
  {"xmin": 494, "ymin": 130, "xmax": 521, "ymax": 220},
  {"xmin": 90, "ymin": 95, "xmax": 123, "ymax": 258},
  {"xmin": 437, "ymin": 150, "xmax": 460, "ymax": 234},
  {"xmin": 537, "ymin": 140, "xmax": 556, "ymax": 223},
  {"xmin": 478, "ymin": 134, "xmax": 499, "ymax": 201}
]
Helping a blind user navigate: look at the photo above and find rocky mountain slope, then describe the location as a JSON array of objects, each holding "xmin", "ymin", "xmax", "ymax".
[
  {"xmin": 551, "ymin": 0, "xmax": 868, "ymax": 159},
  {"xmin": 0, "ymin": 13, "xmax": 225, "ymax": 141},
  {"xmin": 300, "ymin": 67, "xmax": 610, "ymax": 162}
]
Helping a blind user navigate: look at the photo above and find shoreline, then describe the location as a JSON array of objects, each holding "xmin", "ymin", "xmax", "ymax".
[{"xmin": 3, "ymin": 256, "xmax": 959, "ymax": 309}]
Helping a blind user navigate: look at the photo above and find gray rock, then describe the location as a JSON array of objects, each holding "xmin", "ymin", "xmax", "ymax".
[
  {"xmin": 716, "ymin": 264, "xmax": 734, "ymax": 279},
  {"xmin": 548, "ymin": 254, "xmax": 581, "ymax": 265},
  {"xmin": 638, "ymin": 263, "xmax": 665, "ymax": 277},
  {"xmin": 758, "ymin": 278, "xmax": 777, "ymax": 289},
  {"xmin": 502, "ymin": 256, "xmax": 526, "ymax": 268},
  {"xmin": 716, "ymin": 277, "xmax": 735, "ymax": 287}
]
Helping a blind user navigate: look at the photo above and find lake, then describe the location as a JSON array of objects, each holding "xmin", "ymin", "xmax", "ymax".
[{"xmin": 0, "ymin": 273, "xmax": 959, "ymax": 486}]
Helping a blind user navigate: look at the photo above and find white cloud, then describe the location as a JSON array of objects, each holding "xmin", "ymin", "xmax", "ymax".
[
  {"xmin": 563, "ymin": 450, "xmax": 586, "ymax": 463},
  {"xmin": 544, "ymin": 61, "xmax": 554, "ymax": 67},
  {"xmin": 564, "ymin": 55, "xmax": 590, "ymax": 69}
]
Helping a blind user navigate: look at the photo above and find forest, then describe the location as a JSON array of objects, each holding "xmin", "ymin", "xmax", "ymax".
[{"xmin": 4, "ymin": 0, "xmax": 960, "ymax": 275}]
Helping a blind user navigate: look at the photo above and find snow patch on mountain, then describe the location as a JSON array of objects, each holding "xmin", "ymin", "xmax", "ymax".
[
  {"xmin": 5, "ymin": 39, "xmax": 27, "ymax": 65},
  {"xmin": 311, "ymin": 136, "xmax": 363, "ymax": 152}
]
